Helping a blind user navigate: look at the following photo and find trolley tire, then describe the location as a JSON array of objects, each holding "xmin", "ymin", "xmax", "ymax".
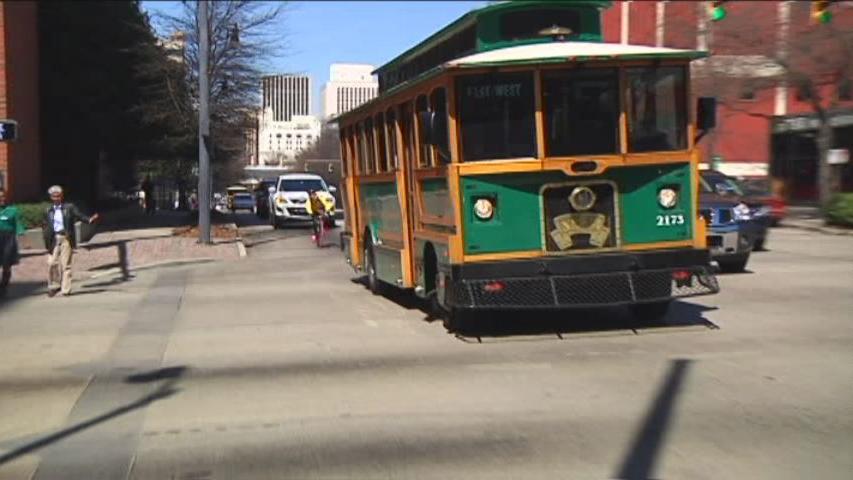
[
  {"xmin": 719, "ymin": 255, "xmax": 749, "ymax": 273},
  {"xmin": 364, "ymin": 241, "xmax": 383, "ymax": 295}
]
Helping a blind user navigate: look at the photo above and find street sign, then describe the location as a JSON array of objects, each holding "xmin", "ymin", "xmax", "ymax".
[
  {"xmin": 0, "ymin": 120, "xmax": 18, "ymax": 142},
  {"xmin": 827, "ymin": 149, "xmax": 849, "ymax": 165}
]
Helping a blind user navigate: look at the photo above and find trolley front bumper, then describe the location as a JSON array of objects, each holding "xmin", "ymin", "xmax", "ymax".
[{"xmin": 443, "ymin": 249, "xmax": 719, "ymax": 310}]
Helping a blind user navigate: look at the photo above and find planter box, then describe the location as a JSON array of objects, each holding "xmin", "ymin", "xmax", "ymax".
[{"xmin": 17, "ymin": 221, "xmax": 96, "ymax": 251}]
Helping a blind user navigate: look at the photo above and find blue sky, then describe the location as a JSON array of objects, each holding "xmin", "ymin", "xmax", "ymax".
[{"xmin": 141, "ymin": 1, "xmax": 487, "ymax": 114}]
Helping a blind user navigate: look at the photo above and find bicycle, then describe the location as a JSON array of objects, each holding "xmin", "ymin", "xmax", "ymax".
[
  {"xmin": 313, "ymin": 214, "xmax": 325, "ymax": 248},
  {"xmin": 313, "ymin": 213, "xmax": 334, "ymax": 248}
]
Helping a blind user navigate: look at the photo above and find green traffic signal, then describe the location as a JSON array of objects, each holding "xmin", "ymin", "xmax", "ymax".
[
  {"xmin": 816, "ymin": 10, "xmax": 833, "ymax": 24},
  {"xmin": 711, "ymin": 6, "xmax": 727, "ymax": 22}
]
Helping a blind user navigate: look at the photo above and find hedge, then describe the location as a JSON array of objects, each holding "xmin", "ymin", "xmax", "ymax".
[
  {"xmin": 16, "ymin": 202, "xmax": 52, "ymax": 230},
  {"xmin": 824, "ymin": 193, "xmax": 853, "ymax": 227}
]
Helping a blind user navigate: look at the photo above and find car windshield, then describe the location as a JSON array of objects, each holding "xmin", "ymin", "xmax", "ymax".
[
  {"xmin": 700, "ymin": 173, "xmax": 744, "ymax": 196},
  {"xmin": 280, "ymin": 179, "xmax": 326, "ymax": 192}
]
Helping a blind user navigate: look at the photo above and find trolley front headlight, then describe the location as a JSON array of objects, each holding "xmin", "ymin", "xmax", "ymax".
[
  {"xmin": 658, "ymin": 187, "xmax": 678, "ymax": 209},
  {"xmin": 473, "ymin": 197, "xmax": 495, "ymax": 220}
]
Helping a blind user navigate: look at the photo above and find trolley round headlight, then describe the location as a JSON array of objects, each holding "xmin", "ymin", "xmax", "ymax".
[
  {"xmin": 473, "ymin": 198, "xmax": 494, "ymax": 220},
  {"xmin": 569, "ymin": 186, "xmax": 597, "ymax": 211},
  {"xmin": 658, "ymin": 188, "xmax": 678, "ymax": 209}
]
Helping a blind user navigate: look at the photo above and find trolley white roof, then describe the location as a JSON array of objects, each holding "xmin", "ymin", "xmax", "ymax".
[{"xmin": 445, "ymin": 41, "xmax": 707, "ymax": 68}]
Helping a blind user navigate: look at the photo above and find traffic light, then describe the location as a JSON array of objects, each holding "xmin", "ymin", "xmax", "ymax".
[
  {"xmin": 709, "ymin": 1, "xmax": 728, "ymax": 22},
  {"xmin": 811, "ymin": 0, "xmax": 833, "ymax": 24}
]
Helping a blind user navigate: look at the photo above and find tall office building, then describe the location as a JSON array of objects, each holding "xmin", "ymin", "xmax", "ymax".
[
  {"xmin": 262, "ymin": 74, "xmax": 311, "ymax": 122},
  {"xmin": 321, "ymin": 64, "xmax": 378, "ymax": 120}
]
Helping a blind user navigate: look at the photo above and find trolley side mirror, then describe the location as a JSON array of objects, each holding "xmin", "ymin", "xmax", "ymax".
[
  {"xmin": 417, "ymin": 110, "xmax": 447, "ymax": 147},
  {"xmin": 696, "ymin": 97, "xmax": 717, "ymax": 143}
]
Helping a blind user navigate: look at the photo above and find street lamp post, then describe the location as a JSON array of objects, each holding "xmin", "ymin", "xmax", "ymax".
[{"xmin": 198, "ymin": 0, "xmax": 211, "ymax": 244}]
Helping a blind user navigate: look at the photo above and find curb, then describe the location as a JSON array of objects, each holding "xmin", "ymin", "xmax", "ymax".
[
  {"xmin": 779, "ymin": 221, "xmax": 853, "ymax": 237},
  {"xmin": 229, "ymin": 223, "xmax": 248, "ymax": 258}
]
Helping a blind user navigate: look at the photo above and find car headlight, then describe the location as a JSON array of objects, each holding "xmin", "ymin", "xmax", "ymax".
[
  {"xmin": 658, "ymin": 188, "xmax": 678, "ymax": 209},
  {"xmin": 733, "ymin": 203, "xmax": 751, "ymax": 221},
  {"xmin": 275, "ymin": 195, "xmax": 287, "ymax": 206},
  {"xmin": 473, "ymin": 197, "xmax": 495, "ymax": 220}
]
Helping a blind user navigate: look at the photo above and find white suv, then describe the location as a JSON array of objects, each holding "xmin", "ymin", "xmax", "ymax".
[{"xmin": 268, "ymin": 173, "xmax": 336, "ymax": 228}]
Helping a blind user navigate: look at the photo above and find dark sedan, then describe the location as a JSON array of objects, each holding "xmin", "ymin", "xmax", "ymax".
[{"xmin": 700, "ymin": 170, "xmax": 773, "ymax": 272}]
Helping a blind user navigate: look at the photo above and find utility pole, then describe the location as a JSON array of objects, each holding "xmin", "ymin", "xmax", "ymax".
[{"xmin": 198, "ymin": 0, "xmax": 211, "ymax": 244}]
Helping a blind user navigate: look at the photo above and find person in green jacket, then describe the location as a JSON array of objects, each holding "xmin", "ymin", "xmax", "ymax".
[{"xmin": 0, "ymin": 188, "xmax": 25, "ymax": 296}]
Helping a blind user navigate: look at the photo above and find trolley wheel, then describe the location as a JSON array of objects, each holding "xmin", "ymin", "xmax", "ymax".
[{"xmin": 364, "ymin": 242, "xmax": 383, "ymax": 295}]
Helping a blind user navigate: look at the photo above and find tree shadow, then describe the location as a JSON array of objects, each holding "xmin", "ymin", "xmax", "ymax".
[
  {"xmin": 0, "ymin": 366, "xmax": 186, "ymax": 466},
  {"xmin": 613, "ymin": 358, "xmax": 692, "ymax": 480}
]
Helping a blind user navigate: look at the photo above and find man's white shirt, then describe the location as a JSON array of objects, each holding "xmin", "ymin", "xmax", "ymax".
[{"xmin": 52, "ymin": 206, "xmax": 65, "ymax": 233}]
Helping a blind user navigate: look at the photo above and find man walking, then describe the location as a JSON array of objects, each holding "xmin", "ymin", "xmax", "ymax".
[
  {"xmin": 141, "ymin": 175, "xmax": 155, "ymax": 215},
  {"xmin": 42, "ymin": 186, "xmax": 99, "ymax": 297}
]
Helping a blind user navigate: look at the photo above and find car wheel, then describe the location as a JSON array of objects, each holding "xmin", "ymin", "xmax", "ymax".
[
  {"xmin": 364, "ymin": 241, "xmax": 383, "ymax": 295},
  {"xmin": 719, "ymin": 255, "xmax": 749, "ymax": 273},
  {"xmin": 630, "ymin": 301, "xmax": 671, "ymax": 325}
]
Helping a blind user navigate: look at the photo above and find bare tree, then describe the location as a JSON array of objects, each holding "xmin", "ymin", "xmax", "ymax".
[{"xmin": 152, "ymin": 1, "xmax": 288, "ymax": 183}]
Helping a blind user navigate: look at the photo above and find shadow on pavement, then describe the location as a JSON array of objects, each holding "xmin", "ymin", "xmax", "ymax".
[
  {"xmin": 614, "ymin": 358, "xmax": 692, "ymax": 480},
  {"xmin": 451, "ymin": 302, "xmax": 718, "ymax": 340},
  {"xmin": 350, "ymin": 275, "xmax": 718, "ymax": 339},
  {"xmin": 0, "ymin": 280, "xmax": 44, "ymax": 312},
  {"xmin": 0, "ymin": 366, "xmax": 186, "ymax": 466}
]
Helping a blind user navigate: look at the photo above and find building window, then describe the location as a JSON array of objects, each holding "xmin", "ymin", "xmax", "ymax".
[
  {"xmin": 740, "ymin": 86, "xmax": 756, "ymax": 101},
  {"xmin": 839, "ymin": 80, "xmax": 852, "ymax": 101}
]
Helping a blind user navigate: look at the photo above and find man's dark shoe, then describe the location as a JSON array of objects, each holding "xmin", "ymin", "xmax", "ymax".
[{"xmin": 47, "ymin": 289, "xmax": 58, "ymax": 298}]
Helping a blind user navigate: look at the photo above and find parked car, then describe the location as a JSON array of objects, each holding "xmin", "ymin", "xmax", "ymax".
[
  {"xmin": 268, "ymin": 173, "xmax": 337, "ymax": 229},
  {"xmin": 254, "ymin": 179, "xmax": 276, "ymax": 219},
  {"xmin": 700, "ymin": 170, "xmax": 772, "ymax": 272},
  {"xmin": 231, "ymin": 192, "xmax": 256, "ymax": 213},
  {"xmin": 737, "ymin": 177, "xmax": 787, "ymax": 228}
]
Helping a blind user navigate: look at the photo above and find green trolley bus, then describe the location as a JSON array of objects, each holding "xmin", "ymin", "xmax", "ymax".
[{"xmin": 334, "ymin": 0, "xmax": 719, "ymax": 329}]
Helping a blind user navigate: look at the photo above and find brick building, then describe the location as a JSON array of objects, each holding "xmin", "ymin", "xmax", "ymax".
[
  {"xmin": 0, "ymin": 1, "xmax": 40, "ymax": 201},
  {"xmin": 602, "ymin": 1, "xmax": 853, "ymax": 201}
]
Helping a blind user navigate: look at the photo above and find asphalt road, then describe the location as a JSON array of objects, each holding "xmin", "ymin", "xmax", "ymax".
[{"xmin": 0, "ymin": 222, "xmax": 851, "ymax": 479}]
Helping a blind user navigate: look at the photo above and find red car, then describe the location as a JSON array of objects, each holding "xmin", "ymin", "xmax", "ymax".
[{"xmin": 736, "ymin": 177, "xmax": 787, "ymax": 226}]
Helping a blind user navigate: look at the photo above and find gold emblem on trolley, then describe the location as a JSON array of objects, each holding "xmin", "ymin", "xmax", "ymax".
[{"xmin": 550, "ymin": 212, "xmax": 611, "ymax": 250}]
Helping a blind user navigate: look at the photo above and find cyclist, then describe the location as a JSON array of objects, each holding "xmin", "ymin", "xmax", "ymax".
[{"xmin": 307, "ymin": 189, "xmax": 326, "ymax": 242}]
